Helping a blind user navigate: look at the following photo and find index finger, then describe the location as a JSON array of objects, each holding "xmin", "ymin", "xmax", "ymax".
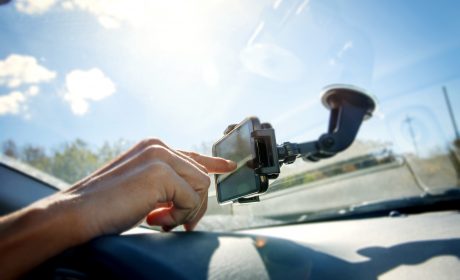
[{"xmin": 179, "ymin": 151, "xmax": 236, "ymax": 174}]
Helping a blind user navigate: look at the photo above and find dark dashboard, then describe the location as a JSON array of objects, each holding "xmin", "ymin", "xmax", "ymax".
[
  {"xmin": 2, "ymin": 160, "xmax": 460, "ymax": 280},
  {"xmin": 26, "ymin": 210, "xmax": 460, "ymax": 280}
]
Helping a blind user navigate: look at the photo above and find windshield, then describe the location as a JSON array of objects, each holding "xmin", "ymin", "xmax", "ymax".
[{"xmin": 1, "ymin": 0, "xmax": 459, "ymax": 231}]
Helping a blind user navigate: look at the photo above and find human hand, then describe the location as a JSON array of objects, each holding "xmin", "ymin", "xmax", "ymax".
[
  {"xmin": 66, "ymin": 138, "xmax": 236, "ymax": 240},
  {"xmin": 0, "ymin": 138, "xmax": 236, "ymax": 279}
]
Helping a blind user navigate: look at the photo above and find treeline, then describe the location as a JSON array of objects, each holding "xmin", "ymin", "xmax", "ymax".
[
  {"xmin": 2, "ymin": 139, "xmax": 129, "ymax": 184},
  {"xmin": 2, "ymin": 138, "xmax": 458, "ymax": 189}
]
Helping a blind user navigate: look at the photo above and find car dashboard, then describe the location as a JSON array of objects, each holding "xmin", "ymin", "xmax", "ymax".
[
  {"xmin": 2, "ymin": 158, "xmax": 459, "ymax": 280},
  {"xmin": 26, "ymin": 210, "xmax": 460, "ymax": 280}
]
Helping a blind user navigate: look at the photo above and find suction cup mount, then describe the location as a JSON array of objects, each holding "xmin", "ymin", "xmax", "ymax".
[{"xmin": 277, "ymin": 84, "xmax": 377, "ymax": 163}]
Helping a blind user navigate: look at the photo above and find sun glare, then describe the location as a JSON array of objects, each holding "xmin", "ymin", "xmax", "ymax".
[{"xmin": 129, "ymin": 1, "xmax": 216, "ymax": 58}]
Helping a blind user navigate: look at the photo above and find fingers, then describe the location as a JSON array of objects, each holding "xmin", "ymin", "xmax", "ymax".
[
  {"xmin": 145, "ymin": 164, "xmax": 201, "ymax": 228},
  {"xmin": 146, "ymin": 150, "xmax": 236, "ymax": 231},
  {"xmin": 69, "ymin": 137, "xmax": 231, "ymax": 236},
  {"xmin": 83, "ymin": 138, "xmax": 236, "ymax": 232},
  {"xmin": 135, "ymin": 148, "xmax": 210, "ymax": 231},
  {"xmin": 184, "ymin": 189, "xmax": 208, "ymax": 231},
  {"xmin": 108, "ymin": 139, "xmax": 209, "ymax": 178},
  {"xmin": 140, "ymin": 145, "xmax": 211, "ymax": 192},
  {"xmin": 155, "ymin": 202, "xmax": 173, "ymax": 208},
  {"xmin": 74, "ymin": 138, "xmax": 169, "ymax": 186},
  {"xmin": 179, "ymin": 151, "xmax": 237, "ymax": 174},
  {"xmin": 135, "ymin": 139, "xmax": 208, "ymax": 175},
  {"xmin": 107, "ymin": 143, "xmax": 211, "ymax": 231}
]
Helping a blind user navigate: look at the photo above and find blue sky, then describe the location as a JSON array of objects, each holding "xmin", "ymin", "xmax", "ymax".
[{"xmin": 1, "ymin": 0, "xmax": 459, "ymax": 156}]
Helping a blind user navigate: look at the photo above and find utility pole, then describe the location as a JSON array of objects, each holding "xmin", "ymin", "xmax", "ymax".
[
  {"xmin": 404, "ymin": 115, "xmax": 419, "ymax": 155},
  {"xmin": 443, "ymin": 86, "xmax": 460, "ymax": 183},
  {"xmin": 443, "ymin": 86, "xmax": 459, "ymax": 140}
]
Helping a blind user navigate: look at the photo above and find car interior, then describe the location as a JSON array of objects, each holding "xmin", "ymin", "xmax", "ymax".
[
  {"xmin": 1, "ymin": 0, "xmax": 460, "ymax": 279},
  {"xmin": 2, "ymin": 148, "xmax": 460, "ymax": 279}
]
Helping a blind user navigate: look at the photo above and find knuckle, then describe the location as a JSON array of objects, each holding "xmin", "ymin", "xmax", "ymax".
[
  {"xmin": 183, "ymin": 191, "xmax": 201, "ymax": 212},
  {"xmin": 143, "ymin": 145, "xmax": 170, "ymax": 160},
  {"xmin": 139, "ymin": 138, "xmax": 165, "ymax": 149},
  {"xmin": 187, "ymin": 151, "xmax": 199, "ymax": 159},
  {"xmin": 192, "ymin": 172, "xmax": 211, "ymax": 191},
  {"xmin": 203, "ymin": 175, "xmax": 211, "ymax": 187}
]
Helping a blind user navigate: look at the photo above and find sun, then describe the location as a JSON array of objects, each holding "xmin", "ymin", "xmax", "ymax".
[{"xmin": 127, "ymin": 1, "xmax": 216, "ymax": 58}]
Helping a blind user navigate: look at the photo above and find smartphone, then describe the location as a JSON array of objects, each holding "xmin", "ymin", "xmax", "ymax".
[{"xmin": 212, "ymin": 117, "xmax": 267, "ymax": 204}]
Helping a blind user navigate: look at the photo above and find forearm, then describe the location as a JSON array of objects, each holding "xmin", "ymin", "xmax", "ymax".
[
  {"xmin": 0, "ymin": 141, "xmax": 235, "ymax": 279},
  {"xmin": 0, "ymin": 193, "xmax": 87, "ymax": 279}
]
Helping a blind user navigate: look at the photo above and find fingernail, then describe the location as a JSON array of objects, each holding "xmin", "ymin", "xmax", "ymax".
[{"xmin": 227, "ymin": 160, "xmax": 237, "ymax": 169}]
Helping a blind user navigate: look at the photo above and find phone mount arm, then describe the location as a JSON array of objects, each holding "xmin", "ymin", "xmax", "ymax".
[
  {"xmin": 278, "ymin": 85, "xmax": 376, "ymax": 165},
  {"xmin": 277, "ymin": 85, "xmax": 376, "ymax": 167},
  {"xmin": 222, "ymin": 85, "xmax": 377, "ymax": 204},
  {"xmin": 250, "ymin": 85, "xmax": 377, "ymax": 182}
]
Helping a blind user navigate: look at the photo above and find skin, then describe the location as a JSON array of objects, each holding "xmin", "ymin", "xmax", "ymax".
[{"xmin": 0, "ymin": 138, "xmax": 236, "ymax": 279}]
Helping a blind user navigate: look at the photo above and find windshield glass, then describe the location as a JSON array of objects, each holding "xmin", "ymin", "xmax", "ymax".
[{"xmin": 1, "ymin": 0, "xmax": 459, "ymax": 231}]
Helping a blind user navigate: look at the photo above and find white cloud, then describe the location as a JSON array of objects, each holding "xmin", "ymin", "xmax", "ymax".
[
  {"xmin": 0, "ymin": 54, "xmax": 56, "ymax": 88},
  {"xmin": 15, "ymin": 0, "xmax": 145, "ymax": 28},
  {"xmin": 0, "ymin": 54, "xmax": 55, "ymax": 118},
  {"xmin": 15, "ymin": 0, "xmax": 57, "ymax": 14},
  {"xmin": 63, "ymin": 68, "xmax": 116, "ymax": 115},
  {"xmin": 0, "ymin": 86, "xmax": 42, "ymax": 116},
  {"xmin": 61, "ymin": 0, "xmax": 145, "ymax": 29},
  {"xmin": 0, "ymin": 91, "xmax": 27, "ymax": 115},
  {"xmin": 26, "ymin": 85, "xmax": 40, "ymax": 96}
]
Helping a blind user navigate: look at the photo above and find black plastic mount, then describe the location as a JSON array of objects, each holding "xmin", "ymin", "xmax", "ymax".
[
  {"xmin": 252, "ymin": 125, "xmax": 280, "ymax": 178},
  {"xmin": 248, "ymin": 86, "xmax": 376, "ymax": 177},
  {"xmin": 278, "ymin": 86, "xmax": 375, "ymax": 164},
  {"xmin": 228, "ymin": 85, "xmax": 376, "ymax": 204}
]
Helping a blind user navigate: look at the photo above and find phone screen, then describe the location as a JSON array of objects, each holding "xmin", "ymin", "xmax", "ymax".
[{"xmin": 213, "ymin": 119, "xmax": 259, "ymax": 203}]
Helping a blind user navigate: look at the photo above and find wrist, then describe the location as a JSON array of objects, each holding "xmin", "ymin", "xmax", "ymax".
[
  {"xmin": 26, "ymin": 193, "xmax": 90, "ymax": 247},
  {"xmin": 0, "ymin": 192, "xmax": 91, "ymax": 279}
]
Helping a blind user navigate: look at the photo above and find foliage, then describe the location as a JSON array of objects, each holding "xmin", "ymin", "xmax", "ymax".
[{"xmin": 1, "ymin": 139, "xmax": 128, "ymax": 184}]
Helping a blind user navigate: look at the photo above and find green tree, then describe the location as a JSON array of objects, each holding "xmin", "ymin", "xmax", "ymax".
[
  {"xmin": 1, "ymin": 139, "xmax": 129, "ymax": 184},
  {"xmin": 20, "ymin": 145, "xmax": 51, "ymax": 174},
  {"xmin": 2, "ymin": 140, "xmax": 18, "ymax": 158},
  {"xmin": 50, "ymin": 139, "xmax": 99, "ymax": 183},
  {"xmin": 97, "ymin": 140, "xmax": 129, "ymax": 166}
]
